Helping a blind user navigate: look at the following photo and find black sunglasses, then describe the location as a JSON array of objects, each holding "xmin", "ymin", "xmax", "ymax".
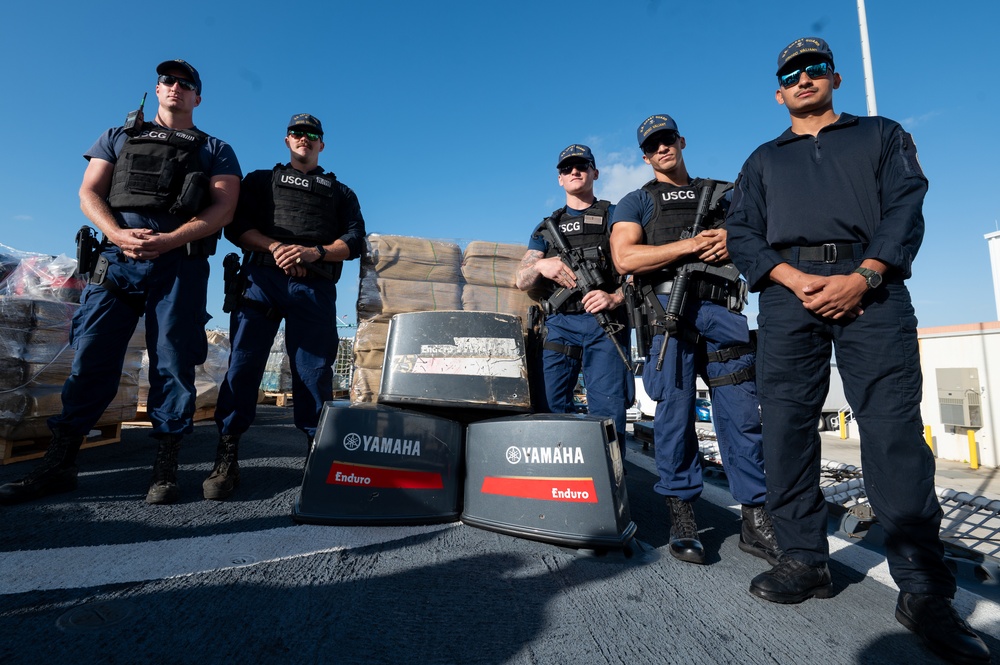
[
  {"xmin": 558, "ymin": 162, "xmax": 592, "ymax": 175},
  {"xmin": 158, "ymin": 74, "xmax": 198, "ymax": 92},
  {"xmin": 641, "ymin": 132, "xmax": 678, "ymax": 154},
  {"xmin": 288, "ymin": 130, "xmax": 322, "ymax": 141},
  {"xmin": 779, "ymin": 61, "xmax": 832, "ymax": 88}
]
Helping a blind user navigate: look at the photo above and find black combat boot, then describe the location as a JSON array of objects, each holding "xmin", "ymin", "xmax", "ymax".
[
  {"xmin": 146, "ymin": 435, "xmax": 182, "ymax": 505},
  {"xmin": 202, "ymin": 435, "xmax": 240, "ymax": 501},
  {"xmin": 0, "ymin": 429, "xmax": 84, "ymax": 505},
  {"xmin": 750, "ymin": 557, "xmax": 833, "ymax": 604},
  {"xmin": 738, "ymin": 504, "xmax": 782, "ymax": 565},
  {"xmin": 895, "ymin": 592, "xmax": 991, "ymax": 664},
  {"xmin": 665, "ymin": 496, "xmax": 705, "ymax": 564}
]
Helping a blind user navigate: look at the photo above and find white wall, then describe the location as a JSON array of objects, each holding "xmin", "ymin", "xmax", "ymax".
[{"xmin": 918, "ymin": 322, "xmax": 1000, "ymax": 467}]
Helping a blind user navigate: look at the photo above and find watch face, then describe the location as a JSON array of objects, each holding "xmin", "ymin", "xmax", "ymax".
[{"xmin": 868, "ymin": 272, "xmax": 882, "ymax": 288}]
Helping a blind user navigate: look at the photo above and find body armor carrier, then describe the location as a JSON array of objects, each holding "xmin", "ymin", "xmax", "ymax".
[
  {"xmin": 269, "ymin": 165, "xmax": 340, "ymax": 245},
  {"xmin": 108, "ymin": 123, "xmax": 209, "ymax": 217},
  {"xmin": 537, "ymin": 200, "xmax": 616, "ymax": 313},
  {"xmin": 640, "ymin": 177, "xmax": 727, "ymax": 286}
]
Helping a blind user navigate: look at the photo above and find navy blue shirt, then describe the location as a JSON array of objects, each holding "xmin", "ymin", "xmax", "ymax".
[{"xmin": 726, "ymin": 113, "xmax": 927, "ymax": 291}]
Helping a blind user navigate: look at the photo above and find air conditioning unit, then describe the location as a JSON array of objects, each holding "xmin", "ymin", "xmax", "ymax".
[{"xmin": 936, "ymin": 368, "xmax": 982, "ymax": 428}]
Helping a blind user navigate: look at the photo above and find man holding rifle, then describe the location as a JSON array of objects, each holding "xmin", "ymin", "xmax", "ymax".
[
  {"xmin": 610, "ymin": 115, "xmax": 777, "ymax": 566},
  {"xmin": 516, "ymin": 144, "xmax": 631, "ymax": 456}
]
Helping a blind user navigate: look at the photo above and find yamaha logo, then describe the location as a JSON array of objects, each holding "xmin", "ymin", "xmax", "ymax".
[
  {"xmin": 505, "ymin": 446, "xmax": 585, "ymax": 465},
  {"xmin": 505, "ymin": 446, "xmax": 522, "ymax": 464},
  {"xmin": 343, "ymin": 433, "xmax": 361, "ymax": 451}
]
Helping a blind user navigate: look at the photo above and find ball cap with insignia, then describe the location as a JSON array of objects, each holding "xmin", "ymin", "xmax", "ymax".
[
  {"xmin": 636, "ymin": 114, "xmax": 679, "ymax": 146},
  {"xmin": 776, "ymin": 37, "xmax": 835, "ymax": 75},
  {"xmin": 287, "ymin": 113, "xmax": 324, "ymax": 135},
  {"xmin": 557, "ymin": 144, "xmax": 596, "ymax": 168},
  {"xmin": 156, "ymin": 59, "xmax": 202, "ymax": 94}
]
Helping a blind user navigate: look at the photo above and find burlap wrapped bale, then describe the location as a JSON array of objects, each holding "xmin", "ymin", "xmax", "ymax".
[
  {"xmin": 350, "ymin": 367, "xmax": 381, "ymax": 403},
  {"xmin": 354, "ymin": 319, "xmax": 389, "ymax": 352},
  {"xmin": 461, "ymin": 241, "xmax": 527, "ymax": 289},
  {"xmin": 364, "ymin": 234, "xmax": 463, "ymax": 283},
  {"xmin": 461, "ymin": 284, "xmax": 534, "ymax": 331},
  {"xmin": 357, "ymin": 276, "xmax": 462, "ymax": 323}
]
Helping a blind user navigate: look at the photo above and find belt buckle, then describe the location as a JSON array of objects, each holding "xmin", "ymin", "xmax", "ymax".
[{"xmin": 822, "ymin": 243, "xmax": 838, "ymax": 263}]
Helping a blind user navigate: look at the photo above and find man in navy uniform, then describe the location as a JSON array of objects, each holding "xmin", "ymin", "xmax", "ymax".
[
  {"xmin": 0, "ymin": 59, "xmax": 241, "ymax": 506},
  {"xmin": 208, "ymin": 114, "xmax": 366, "ymax": 500},
  {"xmin": 516, "ymin": 145, "xmax": 631, "ymax": 455},
  {"xmin": 726, "ymin": 37, "xmax": 989, "ymax": 663},
  {"xmin": 610, "ymin": 116, "xmax": 777, "ymax": 566}
]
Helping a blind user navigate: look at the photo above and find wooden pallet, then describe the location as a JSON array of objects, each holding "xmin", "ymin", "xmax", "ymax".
[
  {"xmin": 264, "ymin": 392, "xmax": 293, "ymax": 407},
  {"xmin": 123, "ymin": 403, "xmax": 215, "ymax": 427},
  {"xmin": 1, "ymin": 423, "xmax": 122, "ymax": 465}
]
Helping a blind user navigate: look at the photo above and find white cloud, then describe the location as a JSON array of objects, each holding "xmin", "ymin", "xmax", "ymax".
[
  {"xmin": 900, "ymin": 111, "xmax": 941, "ymax": 129},
  {"xmin": 596, "ymin": 160, "xmax": 649, "ymax": 204},
  {"xmin": 12, "ymin": 214, "xmax": 32, "ymax": 221}
]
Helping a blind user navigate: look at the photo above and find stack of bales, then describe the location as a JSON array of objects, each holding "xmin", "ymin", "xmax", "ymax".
[
  {"xmin": 351, "ymin": 235, "xmax": 533, "ymax": 403},
  {"xmin": 352, "ymin": 234, "xmax": 463, "ymax": 402},
  {"xmin": 0, "ymin": 298, "xmax": 144, "ymax": 440},
  {"xmin": 460, "ymin": 241, "xmax": 534, "ymax": 332}
]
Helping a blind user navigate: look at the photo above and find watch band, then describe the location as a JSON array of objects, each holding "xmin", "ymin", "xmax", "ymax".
[
  {"xmin": 315, "ymin": 245, "xmax": 327, "ymax": 261},
  {"xmin": 853, "ymin": 267, "xmax": 881, "ymax": 289}
]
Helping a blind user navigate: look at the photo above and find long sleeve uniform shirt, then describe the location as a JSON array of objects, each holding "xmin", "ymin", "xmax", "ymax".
[{"xmin": 726, "ymin": 113, "xmax": 927, "ymax": 292}]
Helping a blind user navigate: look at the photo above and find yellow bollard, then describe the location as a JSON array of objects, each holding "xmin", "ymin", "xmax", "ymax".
[
  {"xmin": 924, "ymin": 425, "xmax": 933, "ymax": 452},
  {"xmin": 839, "ymin": 412, "xmax": 847, "ymax": 440},
  {"xmin": 968, "ymin": 430, "xmax": 979, "ymax": 470}
]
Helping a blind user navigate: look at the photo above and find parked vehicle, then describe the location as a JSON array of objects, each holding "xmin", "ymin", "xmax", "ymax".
[
  {"xmin": 695, "ymin": 398, "xmax": 712, "ymax": 422},
  {"xmin": 820, "ymin": 362, "xmax": 848, "ymax": 431}
]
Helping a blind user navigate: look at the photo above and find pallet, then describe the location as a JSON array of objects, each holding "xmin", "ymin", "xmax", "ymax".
[
  {"xmin": 263, "ymin": 392, "xmax": 293, "ymax": 407},
  {"xmin": 123, "ymin": 403, "xmax": 215, "ymax": 427},
  {"xmin": 1, "ymin": 423, "xmax": 122, "ymax": 465}
]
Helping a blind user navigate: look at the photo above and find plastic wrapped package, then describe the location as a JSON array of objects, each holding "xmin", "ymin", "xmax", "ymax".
[
  {"xmin": 0, "ymin": 248, "xmax": 85, "ymax": 304},
  {"xmin": 365, "ymin": 234, "xmax": 463, "ymax": 283},
  {"xmin": 461, "ymin": 284, "xmax": 534, "ymax": 332},
  {"xmin": 350, "ymin": 366, "xmax": 381, "ymax": 403},
  {"xmin": 356, "ymin": 276, "xmax": 463, "ymax": 323},
  {"xmin": 259, "ymin": 330, "xmax": 292, "ymax": 394},
  {"xmin": 0, "ymin": 297, "xmax": 144, "ymax": 440}
]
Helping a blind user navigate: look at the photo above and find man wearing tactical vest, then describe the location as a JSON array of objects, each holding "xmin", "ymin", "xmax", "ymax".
[
  {"xmin": 515, "ymin": 144, "xmax": 632, "ymax": 456},
  {"xmin": 0, "ymin": 59, "xmax": 242, "ymax": 506},
  {"xmin": 610, "ymin": 115, "xmax": 778, "ymax": 566},
  {"xmin": 207, "ymin": 114, "xmax": 366, "ymax": 500}
]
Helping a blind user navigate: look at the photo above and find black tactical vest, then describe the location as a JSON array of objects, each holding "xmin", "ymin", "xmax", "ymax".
[
  {"xmin": 108, "ymin": 123, "xmax": 209, "ymax": 214},
  {"xmin": 268, "ymin": 165, "xmax": 340, "ymax": 245},
  {"xmin": 536, "ymin": 200, "xmax": 617, "ymax": 311},
  {"xmin": 641, "ymin": 178, "xmax": 729, "ymax": 284}
]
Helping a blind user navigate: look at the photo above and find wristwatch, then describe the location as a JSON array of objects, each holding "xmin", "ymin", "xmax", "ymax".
[
  {"xmin": 853, "ymin": 267, "xmax": 882, "ymax": 290},
  {"xmin": 315, "ymin": 245, "xmax": 327, "ymax": 261}
]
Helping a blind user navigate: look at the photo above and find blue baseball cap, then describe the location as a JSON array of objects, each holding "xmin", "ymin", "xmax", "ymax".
[
  {"xmin": 557, "ymin": 144, "xmax": 596, "ymax": 168},
  {"xmin": 287, "ymin": 113, "xmax": 324, "ymax": 135},
  {"xmin": 636, "ymin": 114, "xmax": 679, "ymax": 146},
  {"xmin": 156, "ymin": 59, "xmax": 202, "ymax": 94},
  {"xmin": 776, "ymin": 37, "xmax": 835, "ymax": 75}
]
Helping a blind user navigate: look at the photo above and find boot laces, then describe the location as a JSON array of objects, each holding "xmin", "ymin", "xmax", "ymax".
[{"xmin": 668, "ymin": 498, "xmax": 699, "ymax": 540}]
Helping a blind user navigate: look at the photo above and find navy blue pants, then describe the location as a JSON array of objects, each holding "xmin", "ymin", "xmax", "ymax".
[
  {"xmin": 51, "ymin": 249, "xmax": 210, "ymax": 437},
  {"xmin": 215, "ymin": 265, "xmax": 338, "ymax": 439},
  {"xmin": 757, "ymin": 265, "xmax": 954, "ymax": 596},
  {"xmin": 542, "ymin": 312, "xmax": 632, "ymax": 442},
  {"xmin": 644, "ymin": 298, "xmax": 766, "ymax": 505}
]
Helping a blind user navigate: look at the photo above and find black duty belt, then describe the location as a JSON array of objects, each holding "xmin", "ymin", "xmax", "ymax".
[{"xmin": 777, "ymin": 243, "xmax": 863, "ymax": 263}]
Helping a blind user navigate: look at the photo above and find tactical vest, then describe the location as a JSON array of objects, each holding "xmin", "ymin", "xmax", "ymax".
[
  {"xmin": 538, "ymin": 200, "xmax": 617, "ymax": 312},
  {"xmin": 641, "ymin": 178, "xmax": 728, "ymax": 285},
  {"xmin": 268, "ymin": 165, "xmax": 340, "ymax": 245},
  {"xmin": 108, "ymin": 123, "xmax": 209, "ymax": 215}
]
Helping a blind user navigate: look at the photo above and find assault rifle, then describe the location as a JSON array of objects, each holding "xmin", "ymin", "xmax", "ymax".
[
  {"xmin": 654, "ymin": 179, "xmax": 735, "ymax": 371},
  {"xmin": 540, "ymin": 218, "xmax": 631, "ymax": 371}
]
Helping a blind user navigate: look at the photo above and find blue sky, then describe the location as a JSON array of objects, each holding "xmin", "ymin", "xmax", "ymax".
[{"xmin": 1, "ymin": 0, "xmax": 997, "ymax": 330}]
